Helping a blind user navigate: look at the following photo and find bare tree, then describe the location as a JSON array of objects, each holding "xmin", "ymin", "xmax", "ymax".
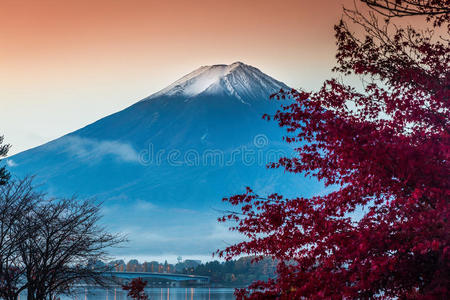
[
  {"xmin": 0, "ymin": 179, "xmax": 38, "ymax": 300},
  {"xmin": 362, "ymin": 0, "xmax": 450, "ymax": 25},
  {"xmin": 0, "ymin": 178, "xmax": 126, "ymax": 300}
]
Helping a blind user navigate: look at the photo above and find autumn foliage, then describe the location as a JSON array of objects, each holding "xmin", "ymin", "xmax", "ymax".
[
  {"xmin": 218, "ymin": 1, "xmax": 449, "ymax": 299},
  {"xmin": 122, "ymin": 278, "xmax": 149, "ymax": 300}
]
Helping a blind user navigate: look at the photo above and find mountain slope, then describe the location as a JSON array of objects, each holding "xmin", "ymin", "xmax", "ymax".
[{"xmin": 4, "ymin": 62, "xmax": 323, "ymax": 258}]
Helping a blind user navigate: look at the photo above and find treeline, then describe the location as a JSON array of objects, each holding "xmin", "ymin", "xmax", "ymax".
[
  {"xmin": 102, "ymin": 259, "xmax": 201, "ymax": 273},
  {"xmin": 180, "ymin": 257, "xmax": 277, "ymax": 286}
]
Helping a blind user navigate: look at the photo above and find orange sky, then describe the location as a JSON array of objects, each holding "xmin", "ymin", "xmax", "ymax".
[{"xmin": 1, "ymin": 0, "xmax": 357, "ymax": 154}]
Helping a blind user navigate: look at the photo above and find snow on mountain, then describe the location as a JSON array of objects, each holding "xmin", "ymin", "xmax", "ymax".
[{"xmin": 147, "ymin": 62, "xmax": 288, "ymax": 103}]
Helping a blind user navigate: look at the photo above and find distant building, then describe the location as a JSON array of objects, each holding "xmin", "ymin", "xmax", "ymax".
[
  {"xmin": 127, "ymin": 259, "xmax": 141, "ymax": 272},
  {"xmin": 142, "ymin": 262, "xmax": 151, "ymax": 272},
  {"xmin": 149, "ymin": 261, "xmax": 159, "ymax": 272}
]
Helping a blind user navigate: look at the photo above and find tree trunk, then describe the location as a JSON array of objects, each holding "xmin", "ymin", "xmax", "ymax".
[{"xmin": 26, "ymin": 288, "xmax": 35, "ymax": 300}]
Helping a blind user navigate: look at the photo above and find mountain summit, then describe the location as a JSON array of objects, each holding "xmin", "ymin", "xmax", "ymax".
[
  {"xmin": 5, "ymin": 62, "xmax": 321, "ymax": 258},
  {"xmin": 147, "ymin": 62, "xmax": 288, "ymax": 103}
]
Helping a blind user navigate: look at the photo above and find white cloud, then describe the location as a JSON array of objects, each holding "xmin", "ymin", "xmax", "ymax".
[
  {"xmin": 55, "ymin": 135, "xmax": 139, "ymax": 163},
  {"xmin": 6, "ymin": 159, "xmax": 17, "ymax": 167},
  {"xmin": 133, "ymin": 199, "xmax": 157, "ymax": 211}
]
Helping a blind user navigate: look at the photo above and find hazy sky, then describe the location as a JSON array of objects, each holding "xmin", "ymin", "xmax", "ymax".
[{"xmin": 1, "ymin": 0, "xmax": 358, "ymax": 155}]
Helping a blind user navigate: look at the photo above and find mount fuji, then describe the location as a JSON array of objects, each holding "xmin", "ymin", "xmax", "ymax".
[{"xmin": 4, "ymin": 62, "xmax": 323, "ymax": 258}]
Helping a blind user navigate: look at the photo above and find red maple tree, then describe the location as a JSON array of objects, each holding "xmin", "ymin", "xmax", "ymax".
[
  {"xmin": 218, "ymin": 1, "xmax": 449, "ymax": 299},
  {"xmin": 122, "ymin": 278, "xmax": 148, "ymax": 300}
]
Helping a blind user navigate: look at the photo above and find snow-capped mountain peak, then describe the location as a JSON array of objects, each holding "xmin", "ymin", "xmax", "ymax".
[{"xmin": 147, "ymin": 62, "xmax": 288, "ymax": 102}]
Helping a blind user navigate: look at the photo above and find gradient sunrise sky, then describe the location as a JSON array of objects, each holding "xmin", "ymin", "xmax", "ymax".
[{"xmin": 1, "ymin": 0, "xmax": 359, "ymax": 155}]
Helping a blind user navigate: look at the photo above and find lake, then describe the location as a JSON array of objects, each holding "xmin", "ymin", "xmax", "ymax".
[{"xmin": 52, "ymin": 287, "xmax": 236, "ymax": 300}]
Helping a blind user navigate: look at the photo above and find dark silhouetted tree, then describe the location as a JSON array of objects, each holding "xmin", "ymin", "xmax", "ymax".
[
  {"xmin": 0, "ymin": 179, "xmax": 38, "ymax": 300},
  {"xmin": 218, "ymin": 1, "xmax": 449, "ymax": 299},
  {"xmin": 0, "ymin": 136, "xmax": 10, "ymax": 185},
  {"xmin": 362, "ymin": 0, "xmax": 450, "ymax": 26}
]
